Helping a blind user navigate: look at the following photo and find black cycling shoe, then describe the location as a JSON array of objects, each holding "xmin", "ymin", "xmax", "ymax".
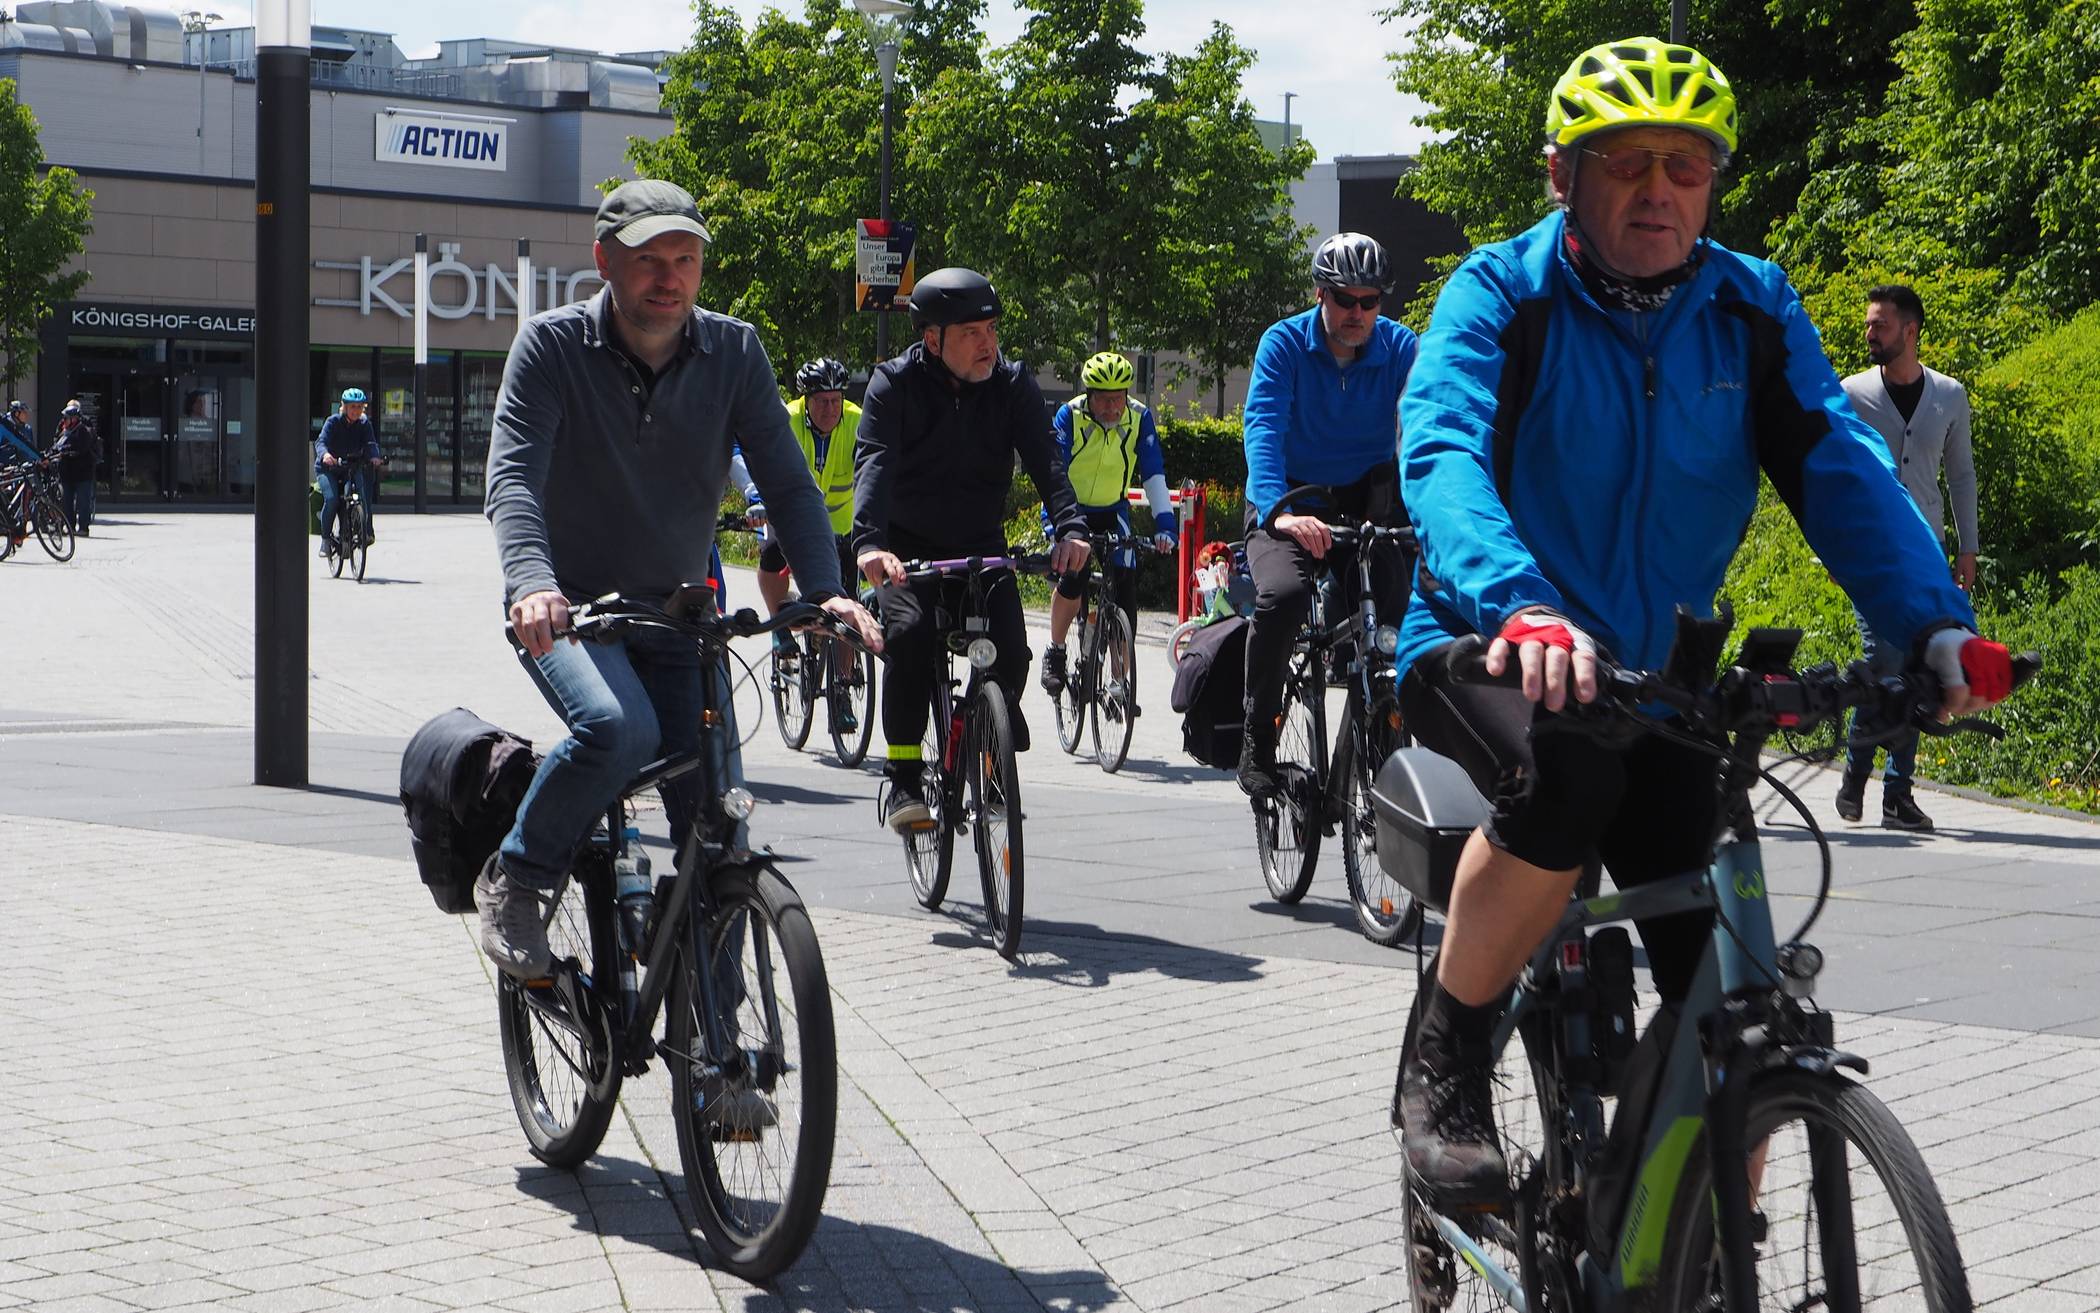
[
  {"xmin": 1397, "ymin": 1054, "xmax": 1509, "ymax": 1208},
  {"xmin": 1039, "ymin": 645, "xmax": 1067, "ymax": 698},
  {"xmin": 1882, "ymin": 790, "xmax": 1935, "ymax": 832},
  {"xmin": 1834, "ymin": 770, "xmax": 1866, "ymax": 823},
  {"xmin": 1006, "ymin": 699, "xmax": 1031, "ymax": 753},
  {"xmin": 883, "ymin": 771, "xmax": 932, "ymax": 832},
  {"xmin": 1237, "ymin": 735, "xmax": 1281, "ymax": 799}
]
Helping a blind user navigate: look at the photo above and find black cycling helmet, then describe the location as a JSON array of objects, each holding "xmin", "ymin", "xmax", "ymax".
[
  {"xmin": 908, "ymin": 267, "xmax": 1002, "ymax": 331},
  {"xmin": 795, "ymin": 357, "xmax": 850, "ymax": 395},
  {"xmin": 1311, "ymin": 232, "xmax": 1393, "ymax": 292}
]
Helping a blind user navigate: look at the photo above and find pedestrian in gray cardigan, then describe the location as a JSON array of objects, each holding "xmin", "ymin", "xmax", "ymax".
[{"xmin": 1835, "ymin": 283, "xmax": 1979, "ymax": 832}]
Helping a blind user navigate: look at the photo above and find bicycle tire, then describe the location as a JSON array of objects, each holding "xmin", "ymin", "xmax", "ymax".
[
  {"xmin": 969, "ymin": 684, "xmax": 1025, "ymax": 958},
  {"xmin": 827, "ymin": 638, "xmax": 877, "ymax": 767},
  {"xmin": 771, "ymin": 637, "xmax": 815, "ymax": 750},
  {"xmin": 1088, "ymin": 603, "xmax": 1136, "ymax": 774},
  {"xmin": 1054, "ymin": 599, "xmax": 1090, "ymax": 756},
  {"xmin": 32, "ymin": 494, "xmax": 74, "ymax": 563},
  {"xmin": 1255, "ymin": 651, "xmax": 1324, "ymax": 903},
  {"xmin": 1398, "ymin": 983, "xmax": 1559, "ymax": 1313},
  {"xmin": 327, "ymin": 526, "xmax": 346, "ymax": 578},
  {"xmin": 668, "ymin": 865, "xmax": 836, "ymax": 1282},
  {"xmin": 345, "ymin": 502, "xmax": 368, "ymax": 582},
  {"xmin": 497, "ymin": 862, "xmax": 623, "ymax": 1169},
  {"xmin": 1659, "ymin": 1070, "xmax": 1971, "ymax": 1312},
  {"xmin": 904, "ymin": 687, "xmax": 955, "ymax": 909},
  {"xmin": 1168, "ymin": 618, "xmax": 1201, "ymax": 666},
  {"xmin": 1343, "ymin": 695, "xmax": 1421, "ymax": 946}
]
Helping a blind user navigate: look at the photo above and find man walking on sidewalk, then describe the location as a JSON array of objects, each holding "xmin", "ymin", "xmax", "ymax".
[{"xmin": 1836, "ymin": 283, "xmax": 1980, "ymax": 833}]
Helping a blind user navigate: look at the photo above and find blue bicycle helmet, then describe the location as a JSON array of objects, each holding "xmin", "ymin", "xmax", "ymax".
[{"xmin": 340, "ymin": 387, "xmax": 368, "ymax": 404}]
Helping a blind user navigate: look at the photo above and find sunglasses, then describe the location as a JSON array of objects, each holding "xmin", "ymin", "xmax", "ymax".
[
  {"xmin": 1582, "ymin": 145, "xmax": 1717, "ymax": 187},
  {"xmin": 1325, "ymin": 289, "xmax": 1383, "ymax": 312}
]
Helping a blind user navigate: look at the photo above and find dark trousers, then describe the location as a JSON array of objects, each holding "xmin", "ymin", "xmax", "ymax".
[
  {"xmin": 1242, "ymin": 464, "xmax": 1403, "ymax": 740},
  {"xmin": 61, "ymin": 477, "xmax": 94, "ymax": 533},
  {"xmin": 1053, "ymin": 506, "xmax": 1139, "ymax": 628},
  {"xmin": 876, "ymin": 528, "xmax": 1029, "ymax": 768}
]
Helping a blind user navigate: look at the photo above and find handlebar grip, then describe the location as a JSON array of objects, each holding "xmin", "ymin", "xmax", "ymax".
[
  {"xmin": 2011, "ymin": 650, "xmax": 2044, "ymax": 690},
  {"xmin": 1439, "ymin": 634, "xmax": 1522, "ymax": 689}
]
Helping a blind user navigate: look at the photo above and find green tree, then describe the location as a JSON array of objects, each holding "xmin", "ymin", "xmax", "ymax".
[{"xmin": 0, "ymin": 79, "xmax": 91, "ymax": 396}]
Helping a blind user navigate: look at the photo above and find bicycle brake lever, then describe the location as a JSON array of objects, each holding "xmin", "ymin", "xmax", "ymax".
[{"xmin": 1916, "ymin": 713, "xmax": 2006, "ymax": 741}]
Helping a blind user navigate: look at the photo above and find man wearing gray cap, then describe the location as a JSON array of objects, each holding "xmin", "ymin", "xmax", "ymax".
[{"xmin": 479, "ymin": 177, "xmax": 881, "ymax": 980}]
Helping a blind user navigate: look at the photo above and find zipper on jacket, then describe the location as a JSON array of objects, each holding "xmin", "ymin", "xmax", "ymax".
[{"xmin": 1643, "ymin": 356, "xmax": 1656, "ymax": 400}]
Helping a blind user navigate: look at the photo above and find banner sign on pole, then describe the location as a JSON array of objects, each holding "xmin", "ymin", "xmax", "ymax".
[{"xmin": 855, "ymin": 220, "xmax": 917, "ymax": 311}]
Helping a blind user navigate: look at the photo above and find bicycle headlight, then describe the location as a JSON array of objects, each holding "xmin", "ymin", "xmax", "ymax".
[
  {"xmin": 1374, "ymin": 624, "xmax": 1401, "ymax": 656},
  {"xmin": 967, "ymin": 637, "xmax": 998, "ymax": 670},
  {"xmin": 721, "ymin": 787, "xmax": 757, "ymax": 820}
]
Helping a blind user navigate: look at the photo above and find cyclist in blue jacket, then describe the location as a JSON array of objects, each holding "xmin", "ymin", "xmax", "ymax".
[
  {"xmin": 1237, "ymin": 233, "xmax": 1418, "ymax": 798},
  {"xmin": 1392, "ymin": 37, "xmax": 2017, "ymax": 1208},
  {"xmin": 314, "ymin": 388, "xmax": 382, "ymax": 557}
]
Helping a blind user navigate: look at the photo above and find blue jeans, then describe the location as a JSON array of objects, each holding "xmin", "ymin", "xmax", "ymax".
[
  {"xmin": 317, "ymin": 465, "xmax": 375, "ymax": 545},
  {"xmin": 1844, "ymin": 608, "xmax": 1916, "ymax": 788},
  {"xmin": 499, "ymin": 622, "xmax": 746, "ymax": 891},
  {"xmin": 62, "ymin": 478, "xmax": 94, "ymax": 533}
]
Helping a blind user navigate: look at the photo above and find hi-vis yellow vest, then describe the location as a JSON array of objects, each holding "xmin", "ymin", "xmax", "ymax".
[
  {"xmin": 1064, "ymin": 398, "xmax": 1147, "ymax": 507},
  {"xmin": 787, "ymin": 397, "xmax": 861, "ymax": 535}
]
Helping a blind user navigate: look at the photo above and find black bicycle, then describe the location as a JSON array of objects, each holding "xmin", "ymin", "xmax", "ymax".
[
  {"xmin": 497, "ymin": 594, "xmax": 844, "ymax": 1281},
  {"xmin": 0, "ymin": 459, "xmax": 72, "ymax": 563},
  {"xmin": 1049, "ymin": 530, "xmax": 1153, "ymax": 774},
  {"xmin": 321, "ymin": 460, "xmax": 376, "ymax": 582},
  {"xmin": 1395, "ymin": 613, "xmax": 2037, "ymax": 1313},
  {"xmin": 888, "ymin": 551, "xmax": 1050, "ymax": 959}
]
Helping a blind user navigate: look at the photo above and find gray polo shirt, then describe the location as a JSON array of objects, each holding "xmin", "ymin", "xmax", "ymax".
[{"xmin": 485, "ymin": 289, "xmax": 840, "ymax": 607}]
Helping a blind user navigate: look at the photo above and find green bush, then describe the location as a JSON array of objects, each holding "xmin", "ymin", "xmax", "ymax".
[
  {"xmin": 1157, "ymin": 414, "xmax": 1247, "ymax": 490},
  {"xmin": 1969, "ymin": 304, "xmax": 2100, "ymax": 586},
  {"xmin": 1937, "ymin": 568, "xmax": 2100, "ymax": 812}
]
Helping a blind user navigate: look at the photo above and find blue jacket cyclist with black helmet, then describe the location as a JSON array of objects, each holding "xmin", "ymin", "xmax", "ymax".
[
  {"xmin": 852, "ymin": 267, "xmax": 1091, "ymax": 833},
  {"xmin": 1236, "ymin": 233, "xmax": 1419, "ymax": 799},
  {"xmin": 314, "ymin": 388, "xmax": 381, "ymax": 556},
  {"xmin": 1391, "ymin": 37, "xmax": 2018, "ymax": 1209}
]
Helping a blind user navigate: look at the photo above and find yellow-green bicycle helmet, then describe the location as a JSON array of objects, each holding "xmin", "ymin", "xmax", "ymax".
[
  {"xmin": 1079, "ymin": 351, "xmax": 1135, "ymax": 391},
  {"xmin": 1546, "ymin": 37, "xmax": 1737, "ymax": 155}
]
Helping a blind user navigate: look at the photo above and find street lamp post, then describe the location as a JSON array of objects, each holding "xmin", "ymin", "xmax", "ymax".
[
  {"xmin": 181, "ymin": 11, "xmax": 223, "ymax": 174},
  {"xmin": 853, "ymin": 0, "xmax": 912, "ymax": 365},
  {"xmin": 254, "ymin": 0, "xmax": 311, "ymax": 787},
  {"xmin": 1282, "ymin": 91, "xmax": 1297, "ymax": 154}
]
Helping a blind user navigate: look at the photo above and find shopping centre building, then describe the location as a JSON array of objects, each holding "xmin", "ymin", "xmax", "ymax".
[{"xmin": 6, "ymin": 0, "xmax": 671, "ymax": 506}]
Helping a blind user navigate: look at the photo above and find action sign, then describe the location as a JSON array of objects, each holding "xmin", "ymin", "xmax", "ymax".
[{"xmin": 855, "ymin": 220, "xmax": 917, "ymax": 311}]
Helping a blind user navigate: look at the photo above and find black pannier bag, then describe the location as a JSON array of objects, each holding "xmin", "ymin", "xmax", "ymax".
[
  {"xmin": 1368, "ymin": 747, "xmax": 1488, "ymax": 913},
  {"xmin": 399, "ymin": 708, "xmax": 540, "ymax": 913},
  {"xmin": 1170, "ymin": 616, "xmax": 1249, "ymax": 768}
]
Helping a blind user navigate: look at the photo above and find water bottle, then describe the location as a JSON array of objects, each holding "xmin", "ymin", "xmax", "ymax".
[{"xmin": 613, "ymin": 826, "xmax": 654, "ymax": 957}]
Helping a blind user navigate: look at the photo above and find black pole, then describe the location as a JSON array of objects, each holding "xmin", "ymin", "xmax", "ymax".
[
  {"xmin": 413, "ymin": 233, "xmax": 428, "ymax": 515},
  {"xmin": 1670, "ymin": 0, "xmax": 1687, "ymax": 43},
  {"xmin": 875, "ymin": 78, "xmax": 894, "ymax": 364},
  {"xmin": 254, "ymin": 40, "xmax": 310, "ymax": 787}
]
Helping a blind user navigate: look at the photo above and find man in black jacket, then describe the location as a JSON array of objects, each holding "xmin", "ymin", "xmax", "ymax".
[
  {"xmin": 49, "ymin": 400, "xmax": 100, "ymax": 536},
  {"xmin": 853, "ymin": 268, "xmax": 1090, "ymax": 831}
]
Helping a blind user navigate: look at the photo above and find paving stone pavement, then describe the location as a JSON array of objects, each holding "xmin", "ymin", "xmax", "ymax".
[{"xmin": 6, "ymin": 513, "xmax": 2100, "ymax": 1311}]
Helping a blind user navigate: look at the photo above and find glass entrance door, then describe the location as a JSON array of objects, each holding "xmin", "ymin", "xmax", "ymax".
[
  {"xmin": 117, "ymin": 370, "xmax": 171, "ymax": 498},
  {"xmin": 173, "ymin": 375, "xmax": 222, "ymax": 498}
]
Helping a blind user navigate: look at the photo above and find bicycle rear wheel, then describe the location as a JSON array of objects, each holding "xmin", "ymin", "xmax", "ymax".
[
  {"xmin": 1343, "ymin": 695, "xmax": 1421, "ymax": 946},
  {"xmin": 827, "ymin": 638, "xmax": 877, "ymax": 767},
  {"xmin": 1255, "ymin": 653, "xmax": 1324, "ymax": 903},
  {"xmin": 1088, "ymin": 603, "xmax": 1136, "ymax": 774},
  {"xmin": 1053, "ymin": 599, "xmax": 1090, "ymax": 755},
  {"xmin": 32, "ymin": 494, "xmax": 73, "ymax": 563},
  {"xmin": 668, "ymin": 865, "xmax": 836, "ymax": 1282},
  {"xmin": 327, "ymin": 525, "xmax": 346, "ymax": 578},
  {"xmin": 969, "ymin": 684, "xmax": 1025, "ymax": 958},
  {"xmin": 497, "ymin": 860, "xmax": 622, "ymax": 1168},
  {"xmin": 904, "ymin": 688, "xmax": 955, "ymax": 909},
  {"xmin": 771, "ymin": 636, "xmax": 815, "ymax": 750},
  {"xmin": 1661, "ymin": 1070, "xmax": 1970, "ymax": 1311}
]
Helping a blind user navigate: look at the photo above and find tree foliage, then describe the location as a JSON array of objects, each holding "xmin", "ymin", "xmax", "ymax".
[{"xmin": 0, "ymin": 79, "xmax": 90, "ymax": 395}]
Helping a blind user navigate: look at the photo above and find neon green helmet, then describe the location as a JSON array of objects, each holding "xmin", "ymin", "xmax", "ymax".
[
  {"xmin": 1546, "ymin": 37, "xmax": 1738, "ymax": 155},
  {"xmin": 1079, "ymin": 351, "xmax": 1135, "ymax": 391}
]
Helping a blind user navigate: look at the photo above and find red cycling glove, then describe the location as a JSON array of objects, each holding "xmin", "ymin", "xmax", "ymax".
[
  {"xmin": 1960, "ymin": 636, "xmax": 2013, "ymax": 703},
  {"xmin": 1499, "ymin": 611, "xmax": 1591, "ymax": 655}
]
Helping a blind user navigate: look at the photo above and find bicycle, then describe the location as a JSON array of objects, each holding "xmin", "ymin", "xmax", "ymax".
[
  {"xmin": 1395, "ymin": 612, "xmax": 2038, "ymax": 1313},
  {"xmin": 320, "ymin": 460, "xmax": 377, "ymax": 582},
  {"xmin": 496, "ymin": 593, "xmax": 847, "ymax": 1280},
  {"xmin": 0, "ymin": 459, "xmax": 74, "ymax": 563},
  {"xmin": 1048, "ymin": 529, "xmax": 1152, "ymax": 773},
  {"xmin": 887, "ymin": 550, "xmax": 1051, "ymax": 959}
]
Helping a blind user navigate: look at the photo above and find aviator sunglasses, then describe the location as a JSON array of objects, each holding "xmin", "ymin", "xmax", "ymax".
[{"xmin": 1582, "ymin": 145, "xmax": 1717, "ymax": 187}]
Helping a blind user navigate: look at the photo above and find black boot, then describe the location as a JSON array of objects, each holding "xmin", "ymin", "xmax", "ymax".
[
  {"xmin": 1237, "ymin": 733, "xmax": 1279, "ymax": 799},
  {"xmin": 1834, "ymin": 767, "xmax": 1867, "ymax": 823}
]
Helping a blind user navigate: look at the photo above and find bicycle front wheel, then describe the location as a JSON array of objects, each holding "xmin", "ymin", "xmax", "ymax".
[
  {"xmin": 969, "ymin": 684, "xmax": 1025, "ymax": 958},
  {"xmin": 1660, "ymin": 1070, "xmax": 1970, "ymax": 1312},
  {"xmin": 771, "ymin": 637, "xmax": 815, "ymax": 750},
  {"xmin": 1088, "ymin": 603, "xmax": 1136, "ymax": 774},
  {"xmin": 497, "ymin": 862, "xmax": 622, "ymax": 1168},
  {"xmin": 827, "ymin": 638, "xmax": 876, "ymax": 767},
  {"xmin": 1255, "ymin": 653, "xmax": 1324, "ymax": 903},
  {"xmin": 33, "ymin": 495, "xmax": 74, "ymax": 563},
  {"xmin": 1053, "ymin": 600, "xmax": 1090, "ymax": 755},
  {"xmin": 668, "ymin": 865, "xmax": 836, "ymax": 1283},
  {"xmin": 905, "ymin": 687, "xmax": 955, "ymax": 909},
  {"xmin": 345, "ymin": 502, "xmax": 368, "ymax": 582},
  {"xmin": 1343, "ymin": 695, "xmax": 1421, "ymax": 946}
]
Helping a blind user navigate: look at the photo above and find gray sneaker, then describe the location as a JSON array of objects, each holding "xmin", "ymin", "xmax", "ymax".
[
  {"xmin": 709, "ymin": 1088, "xmax": 779, "ymax": 1142},
  {"xmin": 475, "ymin": 855, "xmax": 555, "ymax": 979}
]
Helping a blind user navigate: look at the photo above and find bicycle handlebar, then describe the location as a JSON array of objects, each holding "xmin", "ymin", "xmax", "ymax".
[
  {"xmin": 506, "ymin": 594, "xmax": 869, "ymax": 655},
  {"xmin": 1325, "ymin": 523, "xmax": 1417, "ymax": 550},
  {"xmin": 899, "ymin": 552, "xmax": 1056, "ymax": 581}
]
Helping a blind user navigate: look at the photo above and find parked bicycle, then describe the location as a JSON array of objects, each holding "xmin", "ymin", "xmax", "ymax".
[
  {"xmin": 1048, "ymin": 529, "xmax": 1152, "ymax": 773},
  {"xmin": 1249, "ymin": 492, "xmax": 1419, "ymax": 945},
  {"xmin": 0, "ymin": 458, "xmax": 73, "ymax": 563},
  {"xmin": 1394, "ymin": 614, "xmax": 2038, "ymax": 1313},
  {"xmin": 888, "ymin": 550, "xmax": 1051, "ymax": 959},
  {"xmin": 496, "ymin": 593, "xmax": 845, "ymax": 1281}
]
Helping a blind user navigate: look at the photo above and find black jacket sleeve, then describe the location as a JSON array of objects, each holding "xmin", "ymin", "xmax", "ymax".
[{"xmin": 851, "ymin": 364, "xmax": 899, "ymax": 559}]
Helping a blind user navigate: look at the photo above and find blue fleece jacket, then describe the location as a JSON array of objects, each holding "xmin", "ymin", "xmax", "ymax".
[{"xmin": 1242, "ymin": 308, "xmax": 1418, "ymax": 524}]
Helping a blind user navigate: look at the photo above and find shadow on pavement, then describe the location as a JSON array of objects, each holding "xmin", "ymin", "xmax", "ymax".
[
  {"xmin": 939, "ymin": 918, "xmax": 1262, "ymax": 988},
  {"xmin": 751, "ymin": 778, "xmax": 865, "ymax": 808},
  {"xmin": 1079, "ymin": 759, "xmax": 1237, "ymax": 787},
  {"xmin": 304, "ymin": 782, "xmax": 401, "ymax": 807}
]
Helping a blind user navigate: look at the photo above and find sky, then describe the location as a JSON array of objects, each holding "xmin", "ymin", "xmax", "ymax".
[{"xmin": 213, "ymin": 0, "xmax": 1434, "ymax": 161}]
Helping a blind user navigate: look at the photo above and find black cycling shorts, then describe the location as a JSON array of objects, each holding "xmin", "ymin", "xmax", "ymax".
[{"xmin": 759, "ymin": 535, "xmax": 855, "ymax": 591}]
